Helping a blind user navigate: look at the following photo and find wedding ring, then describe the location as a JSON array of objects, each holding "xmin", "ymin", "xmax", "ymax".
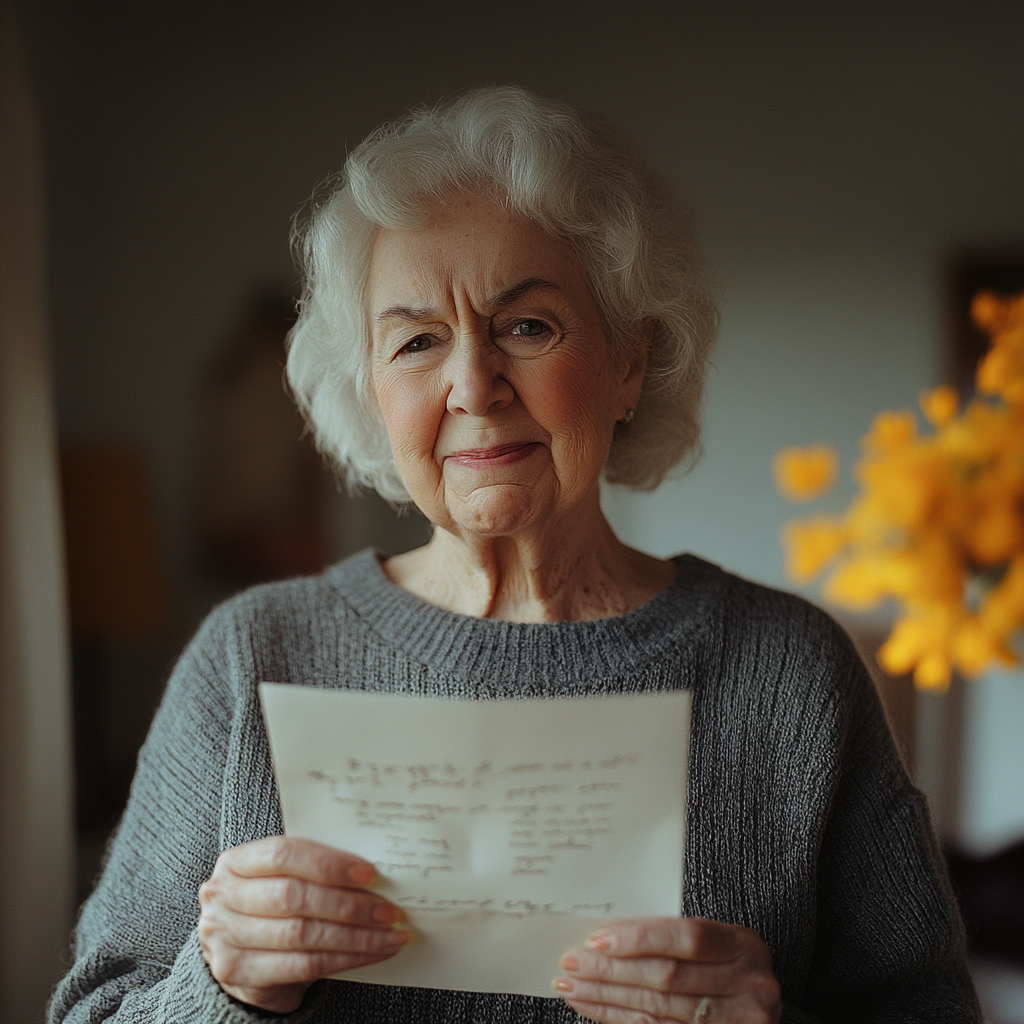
[{"xmin": 693, "ymin": 996, "xmax": 712, "ymax": 1022}]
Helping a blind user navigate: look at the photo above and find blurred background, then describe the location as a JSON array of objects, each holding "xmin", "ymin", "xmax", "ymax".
[{"xmin": 1, "ymin": 0, "xmax": 1022, "ymax": 1020}]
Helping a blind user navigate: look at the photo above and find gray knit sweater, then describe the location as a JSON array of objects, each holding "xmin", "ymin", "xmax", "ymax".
[{"xmin": 50, "ymin": 551, "xmax": 981, "ymax": 1023}]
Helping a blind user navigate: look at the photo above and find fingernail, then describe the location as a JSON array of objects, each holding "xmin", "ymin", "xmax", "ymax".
[
  {"xmin": 559, "ymin": 953, "xmax": 579, "ymax": 971},
  {"xmin": 386, "ymin": 925, "xmax": 412, "ymax": 944},
  {"xmin": 348, "ymin": 864, "xmax": 377, "ymax": 886},
  {"xmin": 586, "ymin": 930, "xmax": 613, "ymax": 952},
  {"xmin": 552, "ymin": 976, "xmax": 574, "ymax": 993},
  {"xmin": 373, "ymin": 904, "xmax": 404, "ymax": 924}
]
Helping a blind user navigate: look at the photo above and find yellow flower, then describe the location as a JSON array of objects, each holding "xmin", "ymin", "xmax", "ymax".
[
  {"xmin": 974, "ymin": 292, "xmax": 1024, "ymax": 404},
  {"xmin": 823, "ymin": 554, "xmax": 895, "ymax": 610},
  {"xmin": 855, "ymin": 452, "xmax": 941, "ymax": 530},
  {"xmin": 965, "ymin": 497, "xmax": 1024, "ymax": 566},
  {"xmin": 781, "ymin": 517, "xmax": 848, "ymax": 582},
  {"xmin": 862, "ymin": 411, "xmax": 916, "ymax": 452},
  {"xmin": 980, "ymin": 555, "xmax": 1024, "ymax": 640},
  {"xmin": 877, "ymin": 616, "xmax": 929, "ymax": 676},
  {"xmin": 951, "ymin": 616, "xmax": 1014, "ymax": 677},
  {"xmin": 915, "ymin": 650, "xmax": 954, "ymax": 690},
  {"xmin": 940, "ymin": 400, "xmax": 1007, "ymax": 461},
  {"xmin": 778, "ymin": 290, "xmax": 1023, "ymax": 689},
  {"xmin": 972, "ymin": 291, "xmax": 1024, "ymax": 336},
  {"xmin": 978, "ymin": 343, "xmax": 1022, "ymax": 401},
  {"xmin": 877, "ymin": 613, "xmax": 952, "ymax": 690},
  {"xmin": 773, "ymin": 445, "xmax": 839, "ymax": 502},
  {"xmin": 920, "ymin": 386, "xmax": 959, "ymax": 427}
]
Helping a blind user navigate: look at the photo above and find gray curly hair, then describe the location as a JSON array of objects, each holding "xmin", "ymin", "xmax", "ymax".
[{"xmin": 286, "ymin": 86, "xmax": 718, "ymax": 503}]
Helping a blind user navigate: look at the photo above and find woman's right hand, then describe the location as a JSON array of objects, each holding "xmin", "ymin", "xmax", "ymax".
[{"xmin": 198, "ymin": 835, "xmax": 409, "ymax": 1014}]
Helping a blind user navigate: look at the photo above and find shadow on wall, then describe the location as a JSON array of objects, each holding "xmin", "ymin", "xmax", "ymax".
[{"xmin": 66, "ymin": 286, "xmax": 431, "ymax": 905}]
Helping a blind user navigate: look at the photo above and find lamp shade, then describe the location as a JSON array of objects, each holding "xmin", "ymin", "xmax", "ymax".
[{"xmin": 60, "ymin": 445, "xmax": 168, "ymax": 638}]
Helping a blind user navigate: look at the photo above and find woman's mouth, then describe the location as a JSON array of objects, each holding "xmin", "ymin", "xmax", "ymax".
[{"xmin": 445, "ymin": 442, "xmax": 542, "ymax": 469}]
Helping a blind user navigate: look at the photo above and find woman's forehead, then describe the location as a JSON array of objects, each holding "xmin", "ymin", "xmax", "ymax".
[{"xmin": 366, "ymin": 197, "xmax": 586, "ymax": 311}]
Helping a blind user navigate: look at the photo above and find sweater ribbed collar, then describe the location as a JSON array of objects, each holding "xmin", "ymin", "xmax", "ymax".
[{"xmin": 324, "ymin": 550, "xmax": 726, "ymax": 694}]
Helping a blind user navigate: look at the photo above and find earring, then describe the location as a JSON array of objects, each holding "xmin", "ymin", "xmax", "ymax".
[{"xmin": 620, "ymin": 408, "xmax": 635, "ymax": 424}]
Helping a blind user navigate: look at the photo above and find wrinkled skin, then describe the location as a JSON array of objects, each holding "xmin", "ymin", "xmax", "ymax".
[
  {"xmin": 198, "ymin": 836, "xmax": 409, "ymax": 1013},
  {"xmin": 556, "ymin": 917, "xmax": 782, "ymax": 1024}
]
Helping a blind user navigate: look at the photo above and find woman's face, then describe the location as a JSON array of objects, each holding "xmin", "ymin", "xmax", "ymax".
[{"xmin": 367, "ymin": 194, "xmax": 643, "ymax": 540}]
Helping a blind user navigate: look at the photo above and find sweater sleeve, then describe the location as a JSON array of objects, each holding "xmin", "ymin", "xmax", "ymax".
[
  {"xmin": 793, "ymin": 648, "xmax": 982, "ymax": 1023},
  {"xmin": 47, "ymin": 602, "xmax": 328, "ymax": 1024}
]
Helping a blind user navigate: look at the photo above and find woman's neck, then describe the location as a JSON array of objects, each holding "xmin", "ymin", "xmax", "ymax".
[{"xmin": 381, "ymin": 505, "xmax": 675, "ymax": 623}]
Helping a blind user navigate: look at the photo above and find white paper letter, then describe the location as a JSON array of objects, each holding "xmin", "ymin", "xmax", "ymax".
[{"xmin": 260, "ymin": 686, "xmax": 691, "ymax": 998}]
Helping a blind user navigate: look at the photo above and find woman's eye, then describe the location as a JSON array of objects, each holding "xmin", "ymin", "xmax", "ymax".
[
  {"xmin": 399, "ymin": 335, "xmax": 432, "ymax": 355},
  {"xmin": 511, "ymin": 319, "xmax": 551, "ymax": 337}
]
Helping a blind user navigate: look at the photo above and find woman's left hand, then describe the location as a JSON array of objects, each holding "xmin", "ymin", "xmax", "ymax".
[{"xmin": 554, "ymin": 917, "xmax": 782, "ymax": 1024}]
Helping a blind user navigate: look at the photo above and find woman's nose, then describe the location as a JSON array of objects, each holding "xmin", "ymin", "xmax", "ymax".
[{"xmin": 445, "ymin": 336, "xmax": 514, "ymax": 417}]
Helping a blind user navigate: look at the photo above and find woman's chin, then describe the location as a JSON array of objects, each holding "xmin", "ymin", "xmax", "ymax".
[{"xmin": 445, "ymin": 486, "xmax": 550, "ymax": 539}]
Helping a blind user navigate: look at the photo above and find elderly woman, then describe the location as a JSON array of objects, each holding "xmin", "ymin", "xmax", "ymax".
[{"xmin": 50, "ymin": 88, "xmax": 980, "ymax": 1024}]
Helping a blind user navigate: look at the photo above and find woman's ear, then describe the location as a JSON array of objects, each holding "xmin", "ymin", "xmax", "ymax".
[{"xmin": 618, "ymin": 318, "xmax": 655, "ymax": 410}]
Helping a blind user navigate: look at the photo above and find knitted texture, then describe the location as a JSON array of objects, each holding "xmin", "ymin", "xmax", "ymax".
[{"xmin": 50, "ymin": 551, "xmax": 981, "ymax": 1023}]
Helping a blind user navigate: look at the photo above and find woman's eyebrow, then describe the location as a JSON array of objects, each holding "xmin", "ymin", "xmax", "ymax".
[
  {"xmin": 375, "ymin": 304, "xmax": 437, "ymax": 325},
  {"xmin": 488, "ymin": 277, "xmax": 562, "ymax": 308},
  {"xmin": 375, "ymin": 278, "xmax": 562, "ymax": 325}
]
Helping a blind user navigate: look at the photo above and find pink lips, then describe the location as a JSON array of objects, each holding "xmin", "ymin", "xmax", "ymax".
[{"xmin": 445, "ymin": 442, "xmax": 542, "ymax": 469}]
